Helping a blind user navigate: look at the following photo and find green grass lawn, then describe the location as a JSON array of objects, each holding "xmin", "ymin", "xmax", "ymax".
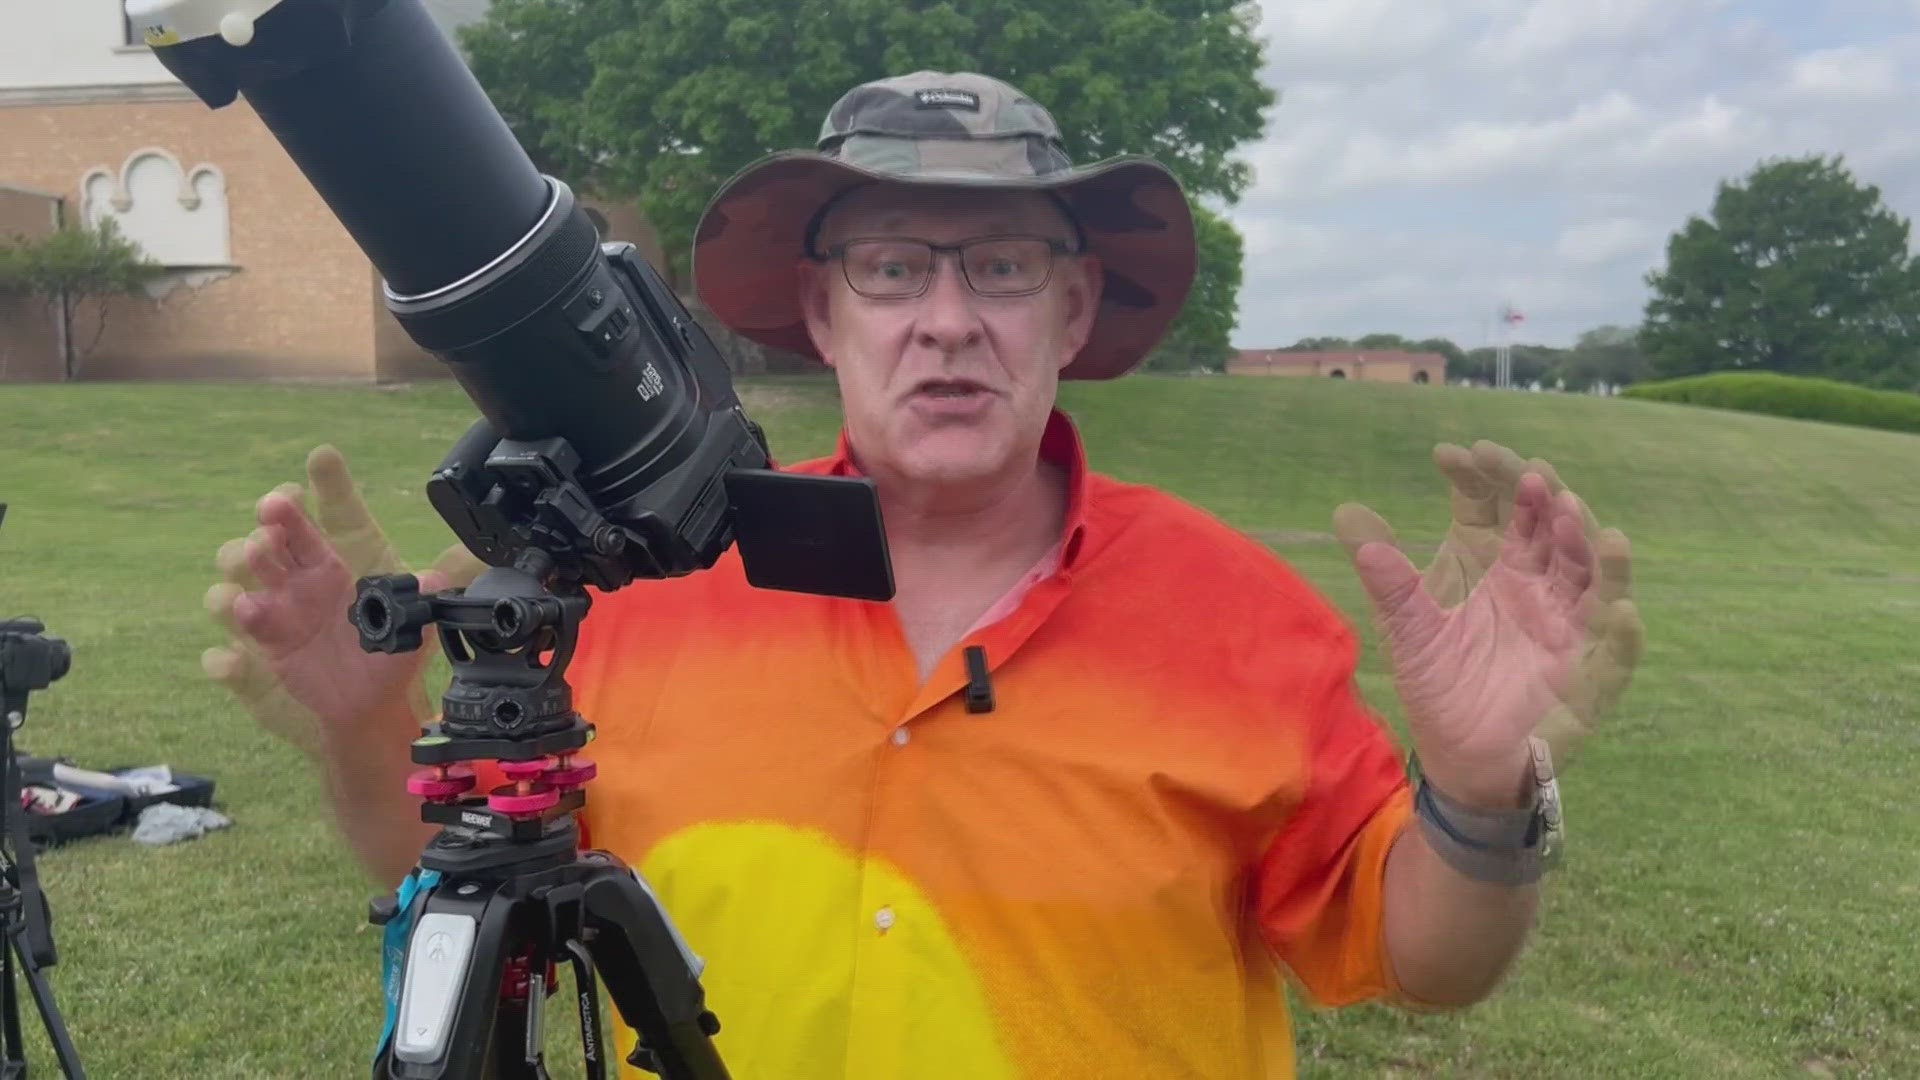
[{"xmin": 2, "ymin": 372, "xmax": 1918, "ymax": 1077}]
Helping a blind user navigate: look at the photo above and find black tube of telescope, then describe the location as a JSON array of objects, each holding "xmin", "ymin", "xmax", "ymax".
[
  {"xmin": 154, "ymin": 0, "xmax": 550, "ymax": 296},
  {"xmin": 142, "ymin": 0, "xmax": 705, "ymax": 470},
  {"xmin": 140, "ymin": 0, "xmax": 782, "ymax": 588}
]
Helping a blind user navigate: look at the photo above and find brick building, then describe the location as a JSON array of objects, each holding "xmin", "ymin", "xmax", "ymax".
[
  {"xmin": 1226, "ymin": 348, "xmax": 1446, "ymax": 384},
  {"xmin": 0, "ymin": 0, "xmax": 677, "ymax": 384}
]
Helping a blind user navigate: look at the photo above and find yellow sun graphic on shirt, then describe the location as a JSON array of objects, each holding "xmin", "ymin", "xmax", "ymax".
[{"xmin": 604, "ymin": 821, "xmax": 1017, "ymax": 1080}]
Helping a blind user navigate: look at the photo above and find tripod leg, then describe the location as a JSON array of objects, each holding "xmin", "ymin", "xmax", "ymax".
[
  {"xmin": 11, "ymin": 932, "xmax": 83, "ymax": 1080},
  {"xmin": 0, "ymin": 936, "xmax": 22, "ymax": 1078},
  {"xmin": 491, "ymin": 956, "xmax": 557, "ymax": 1080},
  {"xmin": 485, "ymin": 995, "xmax": 540, "ymax": 1080},
  {"xmin": 380, "ymin": 872, "xmax": 568, "ymax": 1080},
  {"xmin": 563, "ymin": 940, "xmax": 606, "ymax": 1080},
  {"xmin": 575, "ymin": 856, "xmax": 727, "ymax": 1080}
]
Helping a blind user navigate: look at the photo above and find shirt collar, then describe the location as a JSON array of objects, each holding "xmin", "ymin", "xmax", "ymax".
[{"xmin": 822, "ymin": 406, "xmax": 1091, "ymax": 570}]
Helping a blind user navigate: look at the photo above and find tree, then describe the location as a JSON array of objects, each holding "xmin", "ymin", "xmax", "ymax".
[
  {"xmin": 0, "ymin": 217, "xmax": 166, "ymax": 379},
  {"xmin": 453, "ymin": 0, "xmax": 636, "ymax": 186},
  {"xmin": 1641, "ymin": 154, "xmax": 1920, "ymax": 389},
  {"xmin": 459, "ymin": 0, "xmax": 1275, "ymax": 359},
  {"xmin": 1142, "ymin": 202, "xmax": 1241, "ymax": 370},
  {"xmin": 1558, "ymin": 324, "xmax": 1651, "ymax": 390},
  {"xmin": 1282, "ymin": 336, "xmax": 1354, "ymax": 351}
]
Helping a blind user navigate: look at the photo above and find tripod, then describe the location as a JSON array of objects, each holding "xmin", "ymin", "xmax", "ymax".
[
  {"xmin": 353, "ymin": 445, "xmax": 729, "ymax": 1080},
  {"xmin": 0, "ymin": 613, "xmax": 86, "ymax": 1080}
]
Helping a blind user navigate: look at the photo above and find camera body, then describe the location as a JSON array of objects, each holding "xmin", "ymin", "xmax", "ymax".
[
  {"xmin": 400, "ymin": 211, "xmax": 778, "ymax": 596},
  {"xmin": 0, "ymin": 619, "xmax": 71, "ymax": 701},
  {"xmin": 133, "ymin": 0, "xmax": 891, "ymax": 608}
]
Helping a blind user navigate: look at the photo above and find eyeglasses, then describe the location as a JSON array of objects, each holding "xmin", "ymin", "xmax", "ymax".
[{"xmin": 812, "ymin": 235, "xmax": 1078, "ymax": 299}]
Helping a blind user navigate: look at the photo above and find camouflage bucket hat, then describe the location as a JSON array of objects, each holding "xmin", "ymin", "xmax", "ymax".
[{"xmin": 690, "ymin": 70, "xmax": 1197, "ymax": 381}]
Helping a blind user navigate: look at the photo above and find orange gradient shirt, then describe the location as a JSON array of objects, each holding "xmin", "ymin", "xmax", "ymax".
[{"xmin": 563, "ymin": 407, "xmax": 1416, "ymax": 1078}]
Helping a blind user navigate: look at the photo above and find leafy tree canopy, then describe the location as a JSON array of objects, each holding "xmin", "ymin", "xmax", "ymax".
[
  {"xmin": 1641, "ymin": 154, "xmax": 1920, "ymax": 390},
  {"xmin": 460, "ymin": 0, "xmax": 1277, "ymax": 365}
]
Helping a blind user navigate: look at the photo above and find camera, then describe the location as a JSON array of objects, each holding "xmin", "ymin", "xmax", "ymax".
[
  {"xmin": 0, "ymin": 619, "xmax": 71, "ymax": 704},
  {"xmin": 127, "ymin": 0, "xmax": 892, "ymax": 610}
]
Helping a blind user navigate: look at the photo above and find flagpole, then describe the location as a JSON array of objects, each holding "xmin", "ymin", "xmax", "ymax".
[
  {"xmin": 1496, "ymin": 304, "xmax": 1509, "ymax": 389},
  {"xmin": 1495, "ymin": 302, "xmax": 1524, "ymax": 389}
]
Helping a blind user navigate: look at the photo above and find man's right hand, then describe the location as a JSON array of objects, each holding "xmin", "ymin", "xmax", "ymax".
[{"xmin": 202, "ymin": 444, "xmax": 488, "ymax": 761}]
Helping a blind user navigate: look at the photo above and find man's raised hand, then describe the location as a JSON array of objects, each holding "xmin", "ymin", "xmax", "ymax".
[
  {"xmin": 1331, "ymin": 440, "xmax": 1643, "ymax": 768},
  {"xmin": 202, "ymin": 445, "xmax": 487, "ymax": 759}
]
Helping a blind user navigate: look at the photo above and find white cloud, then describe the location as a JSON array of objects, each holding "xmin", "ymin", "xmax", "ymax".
[
  {"xmin": 1398, "ymin": 91, "xmax": 1644, "ymax": 180},
  {"xmin": 1784, "ymin": 46, "xmax": 1901, "ymax": 100},
  {"xmin": 1607, "ymin": 94, "xmax": 1756, "ymax": 168},
  {"xmin": 1554, "ymin": 217, "xmax": 1658, "ymax": 267},
  {"xmin": 1224, "ymin": 3, "xmax": 1920, "ymax": 349},
  {"xmin": 1253, "ymin": 0, "xmax": 1492, "ymax": 78},
  {"xmin": 1487, "ymin": 0, "xmax": 1716, "ymax": 53}
]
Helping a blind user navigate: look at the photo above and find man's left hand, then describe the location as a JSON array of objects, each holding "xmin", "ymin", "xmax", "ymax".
[
  {"xmin": 1336, "ymin": 468, "xmax": 1597, "ymax": 809},
  {"xmin": 1333, "ymin": 442, "xmax": 1643, "ymax": 772}
]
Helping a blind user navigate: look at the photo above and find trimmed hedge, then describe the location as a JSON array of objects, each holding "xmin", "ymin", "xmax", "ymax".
[{"xmin": 1621, "ymin": 371, "xmax": 1920, "ymax": 435}]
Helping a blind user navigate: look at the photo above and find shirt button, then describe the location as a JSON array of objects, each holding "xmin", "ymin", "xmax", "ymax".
[
  {"xmin": 891, "ymin": 728, "xmax": 910, "ymax": 747},
  {"xmin": 874, "ymin": 906, "xmax": 895, "ymax": 931}
]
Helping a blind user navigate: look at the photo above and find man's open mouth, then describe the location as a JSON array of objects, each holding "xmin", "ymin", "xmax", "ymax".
[{"xmin": 914, "ymin": 379, "xmax": 991, "ymax": 398}]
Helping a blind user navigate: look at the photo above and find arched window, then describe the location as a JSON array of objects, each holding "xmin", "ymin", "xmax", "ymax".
[{"xmin": 80, "ymin": 149, "xmax": 235, "ymax": 297}]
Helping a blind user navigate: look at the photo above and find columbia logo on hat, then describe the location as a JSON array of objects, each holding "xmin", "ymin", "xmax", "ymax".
[{"xmin": 915, "ymin": 88, "xmax": 980, "ymax": 110}]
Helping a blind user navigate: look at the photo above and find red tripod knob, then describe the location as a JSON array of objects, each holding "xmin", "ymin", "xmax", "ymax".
[
  {"xmin": 406, "ymin": 765, "xmax": 476, "ymax": 801},
  {"xmin": 498, "ymin": 758, "xmax": 552, "ymax": 782},
  {"xmin": 488, "ymin": 782, "xmax": 560, "ymax": 816},
  {"xmin": 544, "ymin": 758, "xmax": 597, "ymax": 789}
]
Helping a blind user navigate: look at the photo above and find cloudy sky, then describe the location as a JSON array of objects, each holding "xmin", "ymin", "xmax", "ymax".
[{"xmin": 1221, "ymin": 0, "xmax": 1920, "ymax": 350}]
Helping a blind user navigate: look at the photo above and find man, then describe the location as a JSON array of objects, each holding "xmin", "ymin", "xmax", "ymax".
[{"xmin": 204, "ymin": 72, "xmax": 1642, "ymax": 1078}]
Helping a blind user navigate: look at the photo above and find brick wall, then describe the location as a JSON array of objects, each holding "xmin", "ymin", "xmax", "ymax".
[
  {"xmin": 2, "ymin": 91, "xmax": 796, "ymax": 384},
  {"xmin": 0, "ymin": 185, "xmax": 66, "ymax": 381},
  {"xmin": 0, "ymin": 93, "xmax": 383, "ymax": 381}
]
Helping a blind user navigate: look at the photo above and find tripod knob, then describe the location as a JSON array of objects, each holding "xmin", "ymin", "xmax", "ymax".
[
  {"xmin": 406, "ymin": 765, "xmax": 477, "ymax": 801},
  {"xmin": 350, "ymin": 575, "xmax": 432, "ymax": 653},
  {"xmin": 488, "ymin": 782, "xmax": 560, "ymax": 816},
  {"xmin": 544, "ymin": 759, "xmax": 596, "ymax": 789},
  {"xmin": 498, "ymin": 758, "xmax": 552, "ymax": 782}
]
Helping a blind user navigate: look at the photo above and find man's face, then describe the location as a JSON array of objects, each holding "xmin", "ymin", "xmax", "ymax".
[{"xmin": 798, "ymin": 185, "xmax": 1101, "ymax": 492}]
